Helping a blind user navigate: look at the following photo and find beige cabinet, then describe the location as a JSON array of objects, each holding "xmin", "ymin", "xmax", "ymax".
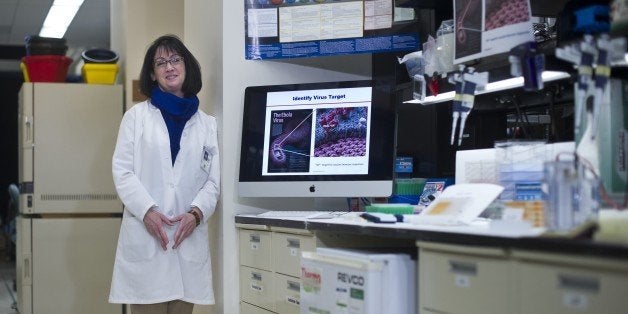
[
  {"xmin": 515, "ymin": 251, "xmax": 628, "ymax": 314},
  {"xmin": 273, "ymin": 273, "xmax": 301, "ymax": 314},
  {"xmin": 240, "ymin": 266, "xmax": 276, "ymax": 312},
  {"xmin": 272, "ymin": 230, "xmax": 316, "ymax": 278},
  {"xmin": 241, "ymin": 301, "xmax": 275, "ymax": 314},
  {"xmin": 238, "ymin": 224, "xmax": 315, "ymax": 314},
  {"xmin": 239, "ymin": 228, "xmax": 273, "ymax": 270},
  {"xmin": 417, "ymin": 242, "xmax": 516, "ymax": 314}
]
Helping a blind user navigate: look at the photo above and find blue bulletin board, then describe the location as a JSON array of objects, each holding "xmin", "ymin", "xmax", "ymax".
[{"xmin": 245, "ymin": 0, "xmax": 420, "ymax": 60}]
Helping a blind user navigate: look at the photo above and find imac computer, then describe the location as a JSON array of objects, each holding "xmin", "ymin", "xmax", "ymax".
[{"xmin": 238, "ymin": 80, "xmax": 395, "ymax": 197}]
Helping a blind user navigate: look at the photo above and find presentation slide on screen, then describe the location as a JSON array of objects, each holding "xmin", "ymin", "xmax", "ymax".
[{"xmin": 262, "ymin": 87, "xmax": 372, "ymax": 176}]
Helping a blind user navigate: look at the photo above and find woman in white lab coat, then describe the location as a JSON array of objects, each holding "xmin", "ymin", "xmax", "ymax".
[{"xmin": 109, "ymin": 34, "xmax": 220, "ymax": 314}]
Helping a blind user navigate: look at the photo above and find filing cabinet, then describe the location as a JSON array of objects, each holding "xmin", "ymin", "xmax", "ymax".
[
  {"xmin": 240, "ymin": 266, "xmax": 275, "ymax": 312},
  {"xmin": 272, "ymin": 229, "xmax": 317, "ymax": 277},
  {"xmin": 273, "ymin": 273, "xmax": 301, "ymax": 314},
  {"xmin": 417, "ymin": 242, "xmax": 517, "ymax": 314},
  {"xmin": 237, "ymin": 224, "xmax": 316, "ymax": 314},
  {"xmin": 239, "ymin": 227, "xmax": 273, "ymax": 270},
  {"xmin": 241, "ymin": 301, "xmax": 275, "ymax": 314},
  {"xmin": 514, "ymin": 251, "xmax": 628, "ymax": 314}
]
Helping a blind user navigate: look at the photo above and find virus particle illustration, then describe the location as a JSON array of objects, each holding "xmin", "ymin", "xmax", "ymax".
[
  {"xmin": 314, "ymin": 107, "xmax": 368, "ymax": 157},
  {"xmin": 269, "ymin": 110, "xmax": 313, "ymax": 171},
  {"xmin": 456, "ymin": 0, "xmax": 481, "ymax": 45},
  {"xmin": 485, "ymin": 0, "xmax": 530, "ymax": 31}
]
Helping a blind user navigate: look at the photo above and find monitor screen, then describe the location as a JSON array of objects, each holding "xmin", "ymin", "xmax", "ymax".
[{"xmin": 239, "ymin": 80, "xmax": 395, "ymax": 197}]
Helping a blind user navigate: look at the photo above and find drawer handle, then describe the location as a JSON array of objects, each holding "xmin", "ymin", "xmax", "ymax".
[
  {"xmin": 251, "ymin": 272, "xmax": 262, "ymax": 281},
  {"xmin": 558, "ymin": 274, "xmax": 600, "ymax": 292},
  {"xmin": 287, "ymin": 280, "xmax": 300, "ymax": 292},
  {"xmin": 287, "ymin": 238, "xmax": 300, "ymax": 249},
  {"xmin": 23, "ymin": 256, "xmax": 30, "ymax": 280},
  {"xmin": 449, "ymin": 260, "xmax": 477, "ymax": 275},
  {"xmin": 249, "ymin": 234, "xmax": 261, "ymax": 243}
]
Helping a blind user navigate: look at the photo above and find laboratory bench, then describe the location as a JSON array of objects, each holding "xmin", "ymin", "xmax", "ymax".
[{"xmin": 235, "ymin": 213, "xmax": 628, "ymax": 314}]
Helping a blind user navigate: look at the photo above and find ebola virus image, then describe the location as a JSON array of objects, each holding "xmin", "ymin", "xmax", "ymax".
[
  {"xmin": 454, "ymin": 0, "xmax": 482, "ymax": 59},
  {"xmin": 267, "ymin": 109, "xmax": 313, "ymax": 173},
  {"xmin": 314, "ymin": 107, "xmax": 368, "ymax": 157}
]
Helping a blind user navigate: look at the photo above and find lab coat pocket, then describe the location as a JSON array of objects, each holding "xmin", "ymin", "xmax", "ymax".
[
  {"xmin": 120, "ymin": 217, "xmax": 157, "ymax": 262},
  {"xmin": 179, "ymin": 223, "xmax": 209, "ymax": 263}
]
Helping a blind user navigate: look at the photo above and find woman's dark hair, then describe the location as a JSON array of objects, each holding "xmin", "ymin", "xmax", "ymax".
[{"xmin": 138, "ymin": 34, "xmax": 202, "ymax": 97}]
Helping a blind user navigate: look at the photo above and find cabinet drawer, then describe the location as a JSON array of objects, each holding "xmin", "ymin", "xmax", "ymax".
[
  {"xmin": 239, "ymin": 229, "xmax": 272, "ymax": 270},
  {"xmin": 419, "ymin": 248, "xmax": 516, "ymax": 314},
  {"xmin": 272, "ymin": 232, "xmax": 315, "ymax": 277},
  {"xmin": 240, "ymin": 266, "xmax": 275, "ymax": 312},
  {"xmin": 273, "ymin": 273, "xmax": 301, "ymax": 314},
  {"xmin": 519, "ymin": 261, "xmax": 628, "ymax": 314},
  {"xmin": 241, "ymin": 301, "xmax": 275, "ymax": 314}
]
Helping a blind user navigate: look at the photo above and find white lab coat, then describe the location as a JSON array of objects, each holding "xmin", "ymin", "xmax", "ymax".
[{"xmin": 109, "ymin": 100, "xmax": 220, "ymax": 304}]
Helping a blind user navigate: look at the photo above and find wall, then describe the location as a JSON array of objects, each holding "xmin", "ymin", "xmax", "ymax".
[
  {"xmin": 218, "ymin": 1, "xmax": 372, "ymax": 313},
  {"xmin": 111, "ymin": 0, "xmax": 184, "ymax": 109},
  {"xmin": 184, "ymin": 1, "xmax": 222, "ymax": 313}
]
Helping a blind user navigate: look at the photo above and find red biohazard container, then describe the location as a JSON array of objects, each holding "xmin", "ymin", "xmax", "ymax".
[{"xmin": 22, "ymin": 55, "xmax": 72, "ymax": 82}]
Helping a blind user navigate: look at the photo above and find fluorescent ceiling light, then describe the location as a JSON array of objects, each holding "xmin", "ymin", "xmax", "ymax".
[
  {"xmin": 405, "ymin": 71, "xmax": 571, "ymax": 105},
  {"xmin": 39, "ymin": 0, "xmax": 85, "ymax": 38}
]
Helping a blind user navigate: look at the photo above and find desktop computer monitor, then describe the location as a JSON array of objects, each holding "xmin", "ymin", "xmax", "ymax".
[{"xmin": 238, "ymin": 80, "xmax": 395, "ymax": 197}]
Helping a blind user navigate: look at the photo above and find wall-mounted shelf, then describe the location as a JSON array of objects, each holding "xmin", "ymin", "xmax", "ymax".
[{"xmin": 403, "ymin": 71, "xmax": 571, "ymax": 106}]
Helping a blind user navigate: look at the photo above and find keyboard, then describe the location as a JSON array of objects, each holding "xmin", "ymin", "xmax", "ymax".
[{"xmin": 256, "ymin": 210, "xmax": 346, "ymax": 219}]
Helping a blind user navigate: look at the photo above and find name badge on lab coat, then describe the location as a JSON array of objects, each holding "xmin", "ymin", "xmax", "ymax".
[{"xmin": 201, "ymin": 146, "xmax": 212, "ymax": 174}]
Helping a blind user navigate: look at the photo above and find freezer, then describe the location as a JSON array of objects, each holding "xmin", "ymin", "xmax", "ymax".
[
  {"xmin": 16, "ymin": 83, "xmax": 124, "ymax": 314},
  {"xmin": 18, "ymin": 83, "xmax": 123, "ymax": 214},
  {"xmin": 300, "ymin": 247, "xmax": 416, "ymax": 314},
  {"xmin": 17, "ymin": 216, "xmax": 122, "ymax": 314}
]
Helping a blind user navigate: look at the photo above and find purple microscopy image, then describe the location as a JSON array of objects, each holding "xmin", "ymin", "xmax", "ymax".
[
  {"xmin": 485, "ymin": 0, "xmax": 530, "ymax": 31},
  {"xmin": 314, "ymin": 107, "xmax": 368, "ymax": 157},
  {"xmin": 267, "ymin": 109, "xmax": 313, "ymax": 173}
]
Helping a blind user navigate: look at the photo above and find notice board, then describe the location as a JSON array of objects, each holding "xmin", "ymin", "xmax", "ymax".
[{"xmin": 245, "ymin": 0, "xmax": 419, "ymax": 60}]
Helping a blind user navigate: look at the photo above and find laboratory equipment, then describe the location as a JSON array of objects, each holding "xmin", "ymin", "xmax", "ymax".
[
  {"xmin": 300, "ymin": 247, "xmax": 416, "ymax": 314},
  {"xmin": 17, "ymin": 83, "xmax": 123, "ymax": 314}
]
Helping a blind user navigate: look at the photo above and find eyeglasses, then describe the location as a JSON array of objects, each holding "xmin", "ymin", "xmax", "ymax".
[{"xmin": 154, "ymin": 56, "xmax": 184, "ymax": 69}]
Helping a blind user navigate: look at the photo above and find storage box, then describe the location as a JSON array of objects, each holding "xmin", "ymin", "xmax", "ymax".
[
  {"xmin": 82, "ymin": 63, "xmax": 119, "ymax": 84},
  {"xmin": 22, "ymin": 55, "xmax": 72, "ymax": 82}
]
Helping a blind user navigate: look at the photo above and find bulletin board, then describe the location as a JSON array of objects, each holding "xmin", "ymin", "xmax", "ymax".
[{"xmin": 245, "ymin": 0, "xmax": 420, "ymax": 60}]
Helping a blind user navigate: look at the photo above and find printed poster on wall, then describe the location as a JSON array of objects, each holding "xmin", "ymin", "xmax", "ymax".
[
  {"xmin": 453, "ymin": 0, "xmax": 534, "ymax": 64},
  {"xmin": 245, "ymin": 0, "xmax": 419, "ymax": 60}
]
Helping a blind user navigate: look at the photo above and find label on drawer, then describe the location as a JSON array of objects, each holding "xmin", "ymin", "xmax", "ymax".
[
  {"xmin": 250, "ymin": 283, "xmax": 264, "ymax": 293},
  {"xmin": 563, "ymin": 292, "xmax": 588, "ymax": 310},
  {"xmin": 286, "ymin": 295, "xmax": 300, "ymax": 306},
  {"xmin": 454, "ymin": 274, "xmax": 471, "ymax": 288}
]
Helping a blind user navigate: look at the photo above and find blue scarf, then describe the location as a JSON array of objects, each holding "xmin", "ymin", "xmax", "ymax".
[{"xmin": 150, "ymin": 87, "xmax": 199, "ymax": 165}]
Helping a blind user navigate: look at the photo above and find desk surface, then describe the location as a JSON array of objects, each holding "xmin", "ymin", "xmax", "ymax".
[{"xmin": 235, "ymin": 213, "xmax": 628, "ymax": 260}]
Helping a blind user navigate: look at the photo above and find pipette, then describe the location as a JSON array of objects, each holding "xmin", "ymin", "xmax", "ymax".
[{"xmin": 449, "ymin": 65, "xmax": 465, "ymax": 145}]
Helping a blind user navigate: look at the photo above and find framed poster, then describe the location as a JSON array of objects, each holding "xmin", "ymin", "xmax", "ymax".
[
  {"xmin": 245, "ymin": 0, "xmax": 419, "ymax": 60},
  {"xmin": 454, "ymin": 0, "xmax": 534, "ymax": 64}
]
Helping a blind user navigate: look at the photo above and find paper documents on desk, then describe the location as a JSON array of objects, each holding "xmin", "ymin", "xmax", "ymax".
[{"xmin": 418, "ymin": 183, "xmax": 503, "ymax": 225}]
